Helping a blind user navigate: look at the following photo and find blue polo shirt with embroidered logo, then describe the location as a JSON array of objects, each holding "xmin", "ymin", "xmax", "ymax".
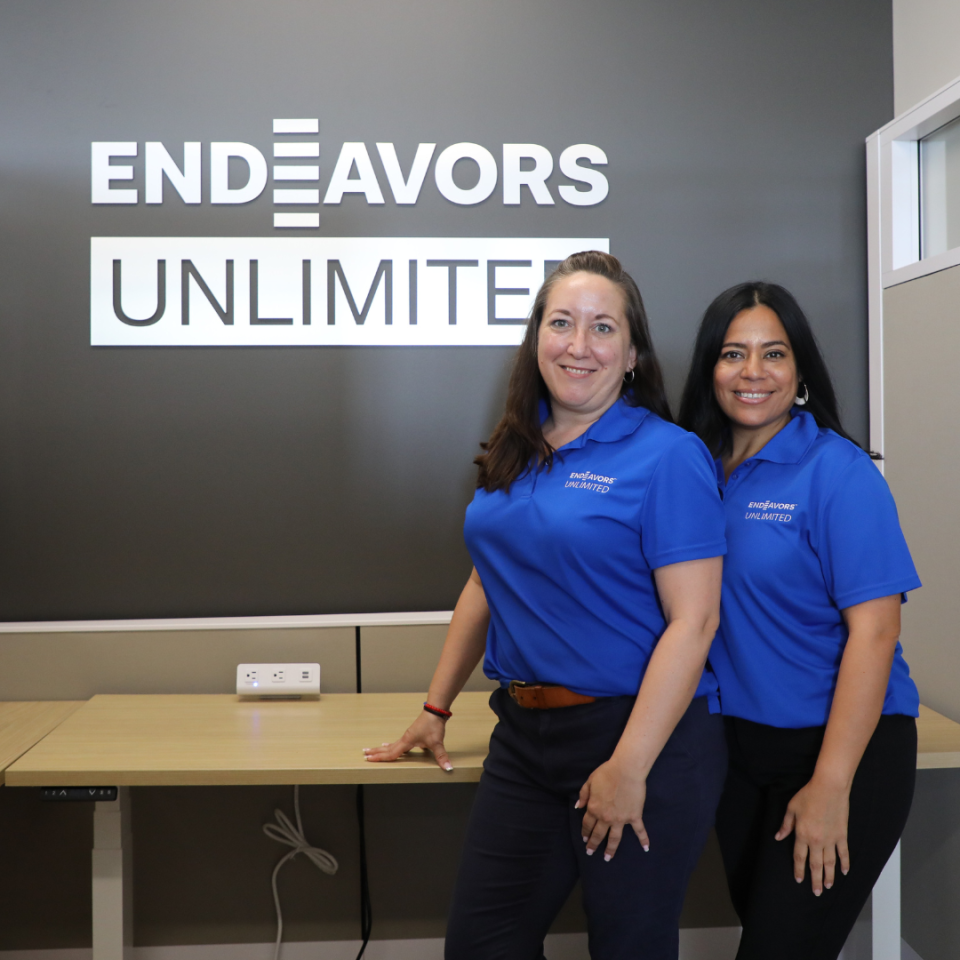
[
  {"xmin": 712, "ymin": 409, "xmax": 921, "ymax": 728},
  {"xmin": 463, "ymin": 398, "xmax": 727, "ymax": 701}
]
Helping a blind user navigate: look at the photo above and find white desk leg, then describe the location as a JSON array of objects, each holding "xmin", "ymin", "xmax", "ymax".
[
  {"xmin": 92, "ymin": 787, "xmax": 132, "ymax": 960},
  {"xmin": 872, "ymin": 840, "xmax": 900, "ymax": 960}
]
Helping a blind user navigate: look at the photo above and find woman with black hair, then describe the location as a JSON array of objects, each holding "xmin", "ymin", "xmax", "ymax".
[
  {"xmin": 367, "ymin": 251, "xmax": 729, "ymax": 959},
  {"xmin": 679, "ymin": 282, "xmax": 920, "ymax": 960}
]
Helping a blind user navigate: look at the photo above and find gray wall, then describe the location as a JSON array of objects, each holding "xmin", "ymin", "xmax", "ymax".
[
  {"xmin": 885, "ymin": 8, "xmax": 960, "ymax": 956},
  {"xmin": 0, "ymin": 0, "xmax": 897, "ymax": 949},
  {"xmin": 883, "ymin": 260, "xmax": 960, "ymax": 960},
  {"xmin": 894, "ymin": 0, "xmax": 960, "ymax": 113},
  {"xmin": 0, "ymin": 0, "xmax": 892, "ymax": 620},
  {"xmin": 884, "ymin": 268, "xmax": 960, "ymax": 725}
]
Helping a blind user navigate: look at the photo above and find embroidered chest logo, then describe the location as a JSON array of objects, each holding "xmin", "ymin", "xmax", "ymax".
[
  {"xmin": 744, "ymin": 500, "xmax": 798, "ymax": 523},
  {"xmin": 565, "ymin": 471, "xmax": 616, "ymax": 494}
]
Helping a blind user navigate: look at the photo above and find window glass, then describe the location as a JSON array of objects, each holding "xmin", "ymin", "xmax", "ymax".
[{"xmin": 921, "ymin": 115, "xmax": 960, "ymax": 259}]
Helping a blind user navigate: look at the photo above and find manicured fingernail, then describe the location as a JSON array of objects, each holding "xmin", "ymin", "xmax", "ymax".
[
  {"xmin": 642, "ymin": 844, "xmax": 650, "ymax": 852},
  {"xmin": 825, "ymin": 883, "xmax": 832, "ymax": 889},
  {"xmin": 604, "ymin": 854, "xmax": 612, "ymax": 862},
  {"xmin": 814, "ymin": 890, "xmax": 821, "ymax": 897},
  {"xmin": 842, "ymin": 868, "xmax": 849, "ymax": 875},
  {"xmin": 444, "ymin": 764, "xmax": 453, "ymax": 772},
  {"xmin": 795, "ymin": 877, "xmax": 803, "ymax": 884},
  {"xmin": 382, "ymin": 742, "xmax": 389, "ymax": 746},
  {"xmin": 574, "ymin": 800, "xmax": 581, "ymax": 809},
  {"xmin": 582, "ymin": 835, "xmax": 589, "ymax": 843},
  {"xmin": 586, "ymin": 848, "xmax": 594, "ymax": 856}
]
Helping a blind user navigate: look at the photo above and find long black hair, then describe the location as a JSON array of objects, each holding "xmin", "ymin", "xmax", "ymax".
[
  {"xmin": 678, "ymin": 281, "xmax": 863, "ymax": 458},
  {"xmin": 475, "ymin": 251, "xmax": 671, "ymax": 492}
]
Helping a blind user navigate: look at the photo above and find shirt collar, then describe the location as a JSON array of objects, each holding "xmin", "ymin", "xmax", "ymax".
[
  {"xmin": 539, "ymin": 396, "xmax": 651, "ymax": 450},
  {"xmin": 751, "ymin": 409, "xmax": 820, "ymax": 463},
  {"xmin": 715, "ymin": 409, "xmax": 819, "ymax": 477}
]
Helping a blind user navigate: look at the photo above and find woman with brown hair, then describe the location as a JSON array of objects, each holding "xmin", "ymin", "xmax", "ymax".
[{"xmin": 366, "ymin": 251, "xmax": 728, "ymax": 959}]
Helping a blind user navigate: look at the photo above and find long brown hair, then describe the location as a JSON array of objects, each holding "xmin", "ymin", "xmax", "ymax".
[{"xmin": 475, "ymin": 250, "xmax": 671, "ymax": 492}]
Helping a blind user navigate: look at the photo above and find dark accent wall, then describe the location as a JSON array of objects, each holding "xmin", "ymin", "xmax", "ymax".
[{"xmin": 0, "ymin": 0, "xmax": 892, "ymax": 619}]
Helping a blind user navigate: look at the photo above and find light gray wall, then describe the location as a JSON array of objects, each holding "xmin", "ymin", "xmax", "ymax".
[
  {"xmin": 883, "ymin": 265, "xmax": 960, "ymax": 960},
  {"xmin": 894, "ymin": 0, "xmax": 960, "ymax": 113},
  {"xmin": 884, "ymin": 267, "xmax": 960, "ymax": 724},
  {"xmin": 885, "ymin": 8, "xmax": 960, "ymax": 960},
  {"xmin": 0, "ymin": 628, "xmax": 357, "ymax": 700}
]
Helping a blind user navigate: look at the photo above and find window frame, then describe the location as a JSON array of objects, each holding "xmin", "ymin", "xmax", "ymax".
[{"xmin": 867, "ymin": 72, "xmax": 960, "ymax": 457}]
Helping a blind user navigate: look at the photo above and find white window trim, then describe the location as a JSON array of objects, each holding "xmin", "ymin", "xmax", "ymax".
[{"xmin": 867, "ymin": 71, "xmax": 960, "ymax": 458}]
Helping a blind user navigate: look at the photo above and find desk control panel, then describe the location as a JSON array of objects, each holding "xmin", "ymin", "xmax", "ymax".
[
  {"xmin": 42, "ymin": 786, "xmax": 118, "ymax": 801},
  {"xmin": 236, "ymin": 662, "xmax": 320, "ymax": 699}
]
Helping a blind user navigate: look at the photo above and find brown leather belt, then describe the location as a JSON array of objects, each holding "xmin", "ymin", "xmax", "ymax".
[{"xmin": 508, "ymin": 681, "xmax": 597, "ymax": 709}]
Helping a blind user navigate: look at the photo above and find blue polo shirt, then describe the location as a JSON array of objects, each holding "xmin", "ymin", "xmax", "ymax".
[
  {"xmin": 712, "ymin": 410, "xmax": 921, "ymax": 728},
  {"xmin": 463, "ymin": 398, "xmax": 727, "ymax": 701}
]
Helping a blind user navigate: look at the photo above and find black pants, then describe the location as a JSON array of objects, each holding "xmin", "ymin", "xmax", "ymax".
[
  {"xmin": 715, "ymin": 714, "xmax": 917, "ymax": 960},
  {"xmin": 445, "ymin": 689, "xmax": 728, "ymax": 960}
]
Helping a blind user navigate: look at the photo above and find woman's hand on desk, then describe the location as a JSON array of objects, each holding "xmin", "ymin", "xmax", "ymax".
[
  {"xmin": 576, "ymin": 756, "xmax": 650, "ymax": 861},
  {"xmin": 363, "ymin": 712, "xmax": 454, "ymax": 772},
  {"xmin": 362, "ymin": 567, "xmax": 487, "ymax": 773}
]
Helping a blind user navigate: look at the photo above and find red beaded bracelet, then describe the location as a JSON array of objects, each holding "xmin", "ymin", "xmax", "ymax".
[{"xmin": 423, "ymin": 702, "xmax": 452, "ymax": 719}]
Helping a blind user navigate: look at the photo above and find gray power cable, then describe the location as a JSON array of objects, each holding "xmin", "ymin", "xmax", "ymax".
[{"xmin": 263, "ymin": 785, "xmax": 339, "ymax": 960}]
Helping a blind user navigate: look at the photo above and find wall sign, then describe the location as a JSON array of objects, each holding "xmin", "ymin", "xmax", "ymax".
[
  {"xmin": 91, "ymin": 118, "xmax": 609, "ymax": 345},
  {"xmin": 93, "ymin": 236, "xmax": 608, "ymax": 346}
]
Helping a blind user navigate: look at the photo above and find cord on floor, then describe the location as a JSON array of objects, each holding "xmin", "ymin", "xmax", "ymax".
[
  {"xmin": 263, "ymin": 784, "xmax": 339, "ymax": 960},
  {"xmin": 356, "ymin": 784, "xmax": 372, "ymax": 958}
]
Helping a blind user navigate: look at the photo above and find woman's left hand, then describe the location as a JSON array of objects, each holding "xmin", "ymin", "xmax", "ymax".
[
  {"xmin": 576, "ymin": 757, "xmax": 650, "ymax": 861},
  {"xmin": 775, "ymin": 777, "xmax": 851, "ymax": 896}
]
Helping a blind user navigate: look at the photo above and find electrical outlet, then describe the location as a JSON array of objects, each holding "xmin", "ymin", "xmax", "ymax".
[{"xmin": 236, "ymin": 663, "xmax": 320, "ymax": 699}]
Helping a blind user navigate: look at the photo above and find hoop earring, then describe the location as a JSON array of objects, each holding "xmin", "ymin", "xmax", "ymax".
[
  {"xmin": 795, "ymin": 381, "xmax": 809, "ymax": 406},
  {"xmin": 623, "ymin": 368, "xmax": 636, "ymax": 384}
]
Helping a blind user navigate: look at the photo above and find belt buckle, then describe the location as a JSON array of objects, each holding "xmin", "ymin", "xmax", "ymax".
[{"xmin": 509, "ymin": 680, "xmax": 547, "ymax": 709}]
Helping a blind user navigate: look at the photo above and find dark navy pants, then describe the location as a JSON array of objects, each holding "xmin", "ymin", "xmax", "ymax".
[{"xmin": 444, "ymin": 689, "xmax": 728, "ymax": 960}]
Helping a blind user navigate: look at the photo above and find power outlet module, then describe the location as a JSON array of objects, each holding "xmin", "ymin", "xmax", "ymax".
[{"xmin": 236, "ymin": 663, "xmax": 321, "ymax": 699}]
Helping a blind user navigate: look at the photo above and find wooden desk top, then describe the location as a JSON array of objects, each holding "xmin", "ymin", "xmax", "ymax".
[
  {"xmin": 0, "ymin": 701, "xmax": 85, "ymax": 784},
  {"xmin": 917, "ymin": 704, "xmax": 960, "ymax": 769},
  {"xmin": 4, "ymin": 696, "xmax": 958, "ymax": 787},
  {"xmin": 4, "ymin": 692, "xmax": 496, "ymax": 787}
]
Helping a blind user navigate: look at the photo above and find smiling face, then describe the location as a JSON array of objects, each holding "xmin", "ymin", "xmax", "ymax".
[
  {"xmin": 537, "ymin": 271, "xmax": 637, "ymax": 423},
  {"xmin": 713, "ymin": 304, "xmax": 799, "ymax": 438}
]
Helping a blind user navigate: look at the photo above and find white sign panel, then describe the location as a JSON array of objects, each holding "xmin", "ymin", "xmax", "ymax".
[{"xmin": 91, "ymin": 237, "xmax": 609, "ymax": 346}]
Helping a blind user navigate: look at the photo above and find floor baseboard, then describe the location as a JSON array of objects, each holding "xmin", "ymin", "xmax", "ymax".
[
  {"xmin": 0, "ymin": 928, "xmax": 923, "ymax": 960},
  {"xmin": 0, "ymin": 928, "xmax": 739, "ymax": 960}
]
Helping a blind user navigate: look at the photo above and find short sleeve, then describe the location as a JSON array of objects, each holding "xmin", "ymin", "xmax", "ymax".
[
  {"xmin": 639, "ymin": 433, "xmax": 727, "ymax": 569},
  {"xmin": 818, "ymin": 456, "xmax": 922, "ymax": 610}
]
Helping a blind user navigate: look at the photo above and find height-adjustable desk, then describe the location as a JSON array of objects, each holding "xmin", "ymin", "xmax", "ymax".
[
  {"xmin": 6, "ymin": 696, "xmax": 960, "ymax": 960},
  {"xmin": 5, "ymin": 691, "xmax": 496, "ymax": 960},
  {"xmin": 0, "ymin": 701, "xmax": 85, "ymax": 782}
]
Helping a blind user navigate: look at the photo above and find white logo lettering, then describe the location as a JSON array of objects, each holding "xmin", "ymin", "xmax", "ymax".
[
  {"xmin": 744, "ymin": 499, "xmax": 798, "ymax": 523},
  {"xmin": 564, "ymin": 471, "xmax": 616, "ymax": 494},
  {"xmin": 92, "ymin": 123, "xmax": 610, "ymax": 220}
]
